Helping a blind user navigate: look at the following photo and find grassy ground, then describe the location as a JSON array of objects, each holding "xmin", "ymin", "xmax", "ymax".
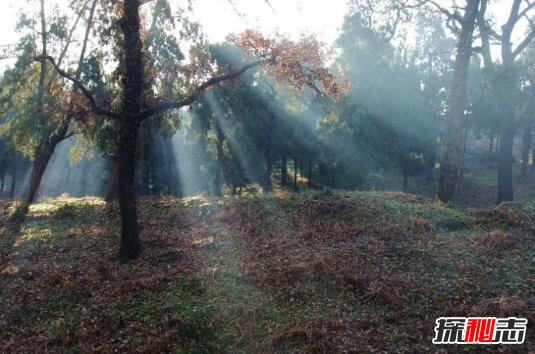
[{"xmin": 0, "ymin": 191, "xmax": 534, "ymax": 353}]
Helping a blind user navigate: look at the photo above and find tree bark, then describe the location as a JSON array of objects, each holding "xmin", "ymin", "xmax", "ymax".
[
  {"xmin": 263, "ymin": 151, "xmax": 273, "ymax": 193},
  {"xmin": 117, "ymin": 0, "xmax": 144, "ymax": 261},
  {"xmin": 9, "ymin": 160, "xmax": 18, "ymax": 199},
  {"xmin": 0, "ymin": 168, "xmax": 5, "ymax": 193},
  {"xmin": 521, "ymin": 123, "xmax": 532, "ymax": 177},
  {"xmin": 478, "ymin": 0, "xmax": 535, "ymax": 202},
  {"xmin": 497, "ymin": 93, "xmax": 515, "ymax": 202},
  {"xmin": 116, "ymin": 123, "xmax": 142, "ymax": 261},
  {"xmin": 532, "ymin": 128, "xmax": 535, "ymax": 172},
  {"xmin": 294, "ymin": 158, "xmax": 298, "ymax": 187},
  {"xmin": 105, "ymin": 157, "xmax": 119, "ymax": 201},
  {"xmin": 307, "ymin": 158, "xmax": 312, "ymax": 188},
  {"xmin": 21, "ymin": 0, "xmax": 97, "ymax": 207},
  {"xmin": 280, "ymin": 154, "xmax": 288, "ymax": 185},
  {"xmin": 262, "ymin": 113, "xmax": 274, "ymax": 193},
  {"xmin": 25, "ymin": 147, "xmax": 54, "ymax": 204},
  {"xmin": 437, "ymin": 0, "xmax": 480, "ymax": 202},
  {"xmin": 214, "ymin": 121, "xmax": 224, "ymax": 197}
]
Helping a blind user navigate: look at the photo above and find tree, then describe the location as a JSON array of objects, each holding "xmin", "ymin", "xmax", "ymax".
[
  {"xmin": 477, "ymin": 0, "xmax": 535, "ymax": 202},
  {"xmin": 333, "ymin": 5, "xmax": 437, "ymax": 190},
  {"xmin": 433, "ymin": 0, "xmax": 481, "ymax": 202},
  {"xmin": 1, "ymin": 0, "xmax": 98, "ymax": 223},
  {"xmin": 41, "ymin": 1, "xmax": 344, "ymax": 261}
]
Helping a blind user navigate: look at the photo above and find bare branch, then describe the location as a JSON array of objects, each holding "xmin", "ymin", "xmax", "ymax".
[
  {"xmin": 477, "ymin": 0, "xmax": 494, "ymax": 66},
  {"xmin": 517, "ymin": 0, "xmax": 535, "ymax": 22},
  {"xmin": 137, "ymin": 59, "xmax": 268, "ymax": 121},
  {"xmin": 36, "ymin": 55, "xmax": 120, "ymax": 120},
  {"xmin": 56, "ymin": 0, "xmax": 90, "ymax": 67},
  {"xmin": 504, "ymin": 0, "xmax": 523, "ymax": 32},
  {"xmin": 420, "ymin": 0, "xmax": 464, "ymax": 23},
  {"xmin": 512, "ymin": 27, "xmax": 535, "ymax": 58}
]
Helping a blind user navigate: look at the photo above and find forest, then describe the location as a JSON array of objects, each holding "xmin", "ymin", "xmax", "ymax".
[{"xmin": 0, "ymin": 0, "xmax": 534, "ymax": 352}]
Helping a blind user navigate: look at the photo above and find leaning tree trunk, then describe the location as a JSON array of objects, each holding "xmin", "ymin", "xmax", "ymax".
[
  {"xmin": 19, "ymin": 0, "xmax": 97, "ymax": 207},
  {"xmin": 25, "ymin": 146, "xmax": 55, "ymax": 205},
  {"xmin": 437, "ymin": 0, "xmax": 480, "ymax": 202}
]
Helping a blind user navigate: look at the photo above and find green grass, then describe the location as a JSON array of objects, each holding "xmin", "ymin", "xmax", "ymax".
[
  {"xmin": 1, "ymin": 191, "xmax": 533, "ymax": 353},
  {"xmin": 464, "ymin": 169, "xmax": 497, "ymax": 186}
]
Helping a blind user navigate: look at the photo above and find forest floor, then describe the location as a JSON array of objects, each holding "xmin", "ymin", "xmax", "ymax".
[{"xmin": 0, "ymin": 190, "xmax": 534, "ymax": 353}]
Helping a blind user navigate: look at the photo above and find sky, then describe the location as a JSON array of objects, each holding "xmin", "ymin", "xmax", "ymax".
[
  {"xmin": 0, "ymin": 0, "xmax": 347, "ymax": 49},
  {"xmin": 0, "ymin": 0, "xmax": 531, "ymax": 69}
]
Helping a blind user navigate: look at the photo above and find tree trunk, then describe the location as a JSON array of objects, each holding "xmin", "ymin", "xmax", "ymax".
[
  {"xmin": 116, "ymin": 124, "xmax": 142, "ymax": 261},
  {"xmin": 214, "ymin": 121, "xmax": 224, "ymax": 197},
  {"xmin": 477, "ymin": 0, "xmax": 533, "ymax": 203},
  {"xmin": 532, "ymin": 128, "xmax": 535, "ymax": 172},
  {"xmin": 25, "ymin": 147, "xmax": 54, "ymax": 204},
  {"xmin": 1, "ymin": 169, "xmax": 5, "ymax": 193},
  {"xmin": 498, "ymin": 112, "xmax": 514, "ymax": 201},
  {"xmin": 105, "ymin": 157, "xmax": 119, "ymax": 202},
  {"xmin": 116, "ymin": 0, "xmax": 144, "ymax": 261},
  {"xmin": 521, "ymin": 123, "xmax": 532, "ymax": 177},
  {"xmin": 280, "ymin": 154, "xmax": 288, "ymax": 185},
  {"xmin": 307, "ymin": 158, "xmax": 312, "ymax": 188},
  {"xmin": 262, "ymin": 113, "xmax": 274, "ymax": 193},
  {"xmin": 489, "ymin": 132, "xmax": 494, "ymax": 152},
  {"xmin": 263, "ymin": 151, "xmax": 273, "ymax": 193},
  {"xmin": 21, "ymin": 0, "xmax": 96, "ymax": 204},
  {"xmin": 496, "ymin": 58, "xmax": 516, "ymax": 202},
  {"xmin": 294, "ymin": 158, "xmax": 298, "ymax": 187},
  {"xmin": 437, "ymin": 0, "xmax": 480, "ymax": 202},
  {"xmin": 9, "ymin": 160, "xmax": 18, "ymax": 199},
  {"xmin": 459, "ymin": 121, "xmax": 469, "ymax": 179}
]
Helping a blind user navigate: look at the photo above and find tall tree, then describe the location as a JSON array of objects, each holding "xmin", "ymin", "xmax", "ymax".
[
  {"xmin": 477, "ymin": 0, "xmax": 535, "ymax": 202},
  {"xmin": 434, "ymin": 0, "xmax": 481, "ymax": 202},
  {"xmin": 1, "ymin": 0, "xmax": 97, "ymax": 224},
  {"xmin": 42, "ymin": 1, "xmax": 344, "ymax": 261}
]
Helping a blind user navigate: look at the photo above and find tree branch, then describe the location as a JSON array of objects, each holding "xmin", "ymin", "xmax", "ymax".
[
  {"xmin": 35, "ymin": 55, "xmax": 120, "ymax": 120},
  {"xmin": 421, "ymin": 0, "xmax": 464, "ymax": 23},
  {"xmin": 137, "ymin": 58, "xmax": 268, "ymax": 121},
  {"xmin": 512, "ymin": 27, "xmax": 535, "ymax": 58},
  {"xmin": 517, "ymin": 0, "xmax": 535, "ymax": 23}
]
